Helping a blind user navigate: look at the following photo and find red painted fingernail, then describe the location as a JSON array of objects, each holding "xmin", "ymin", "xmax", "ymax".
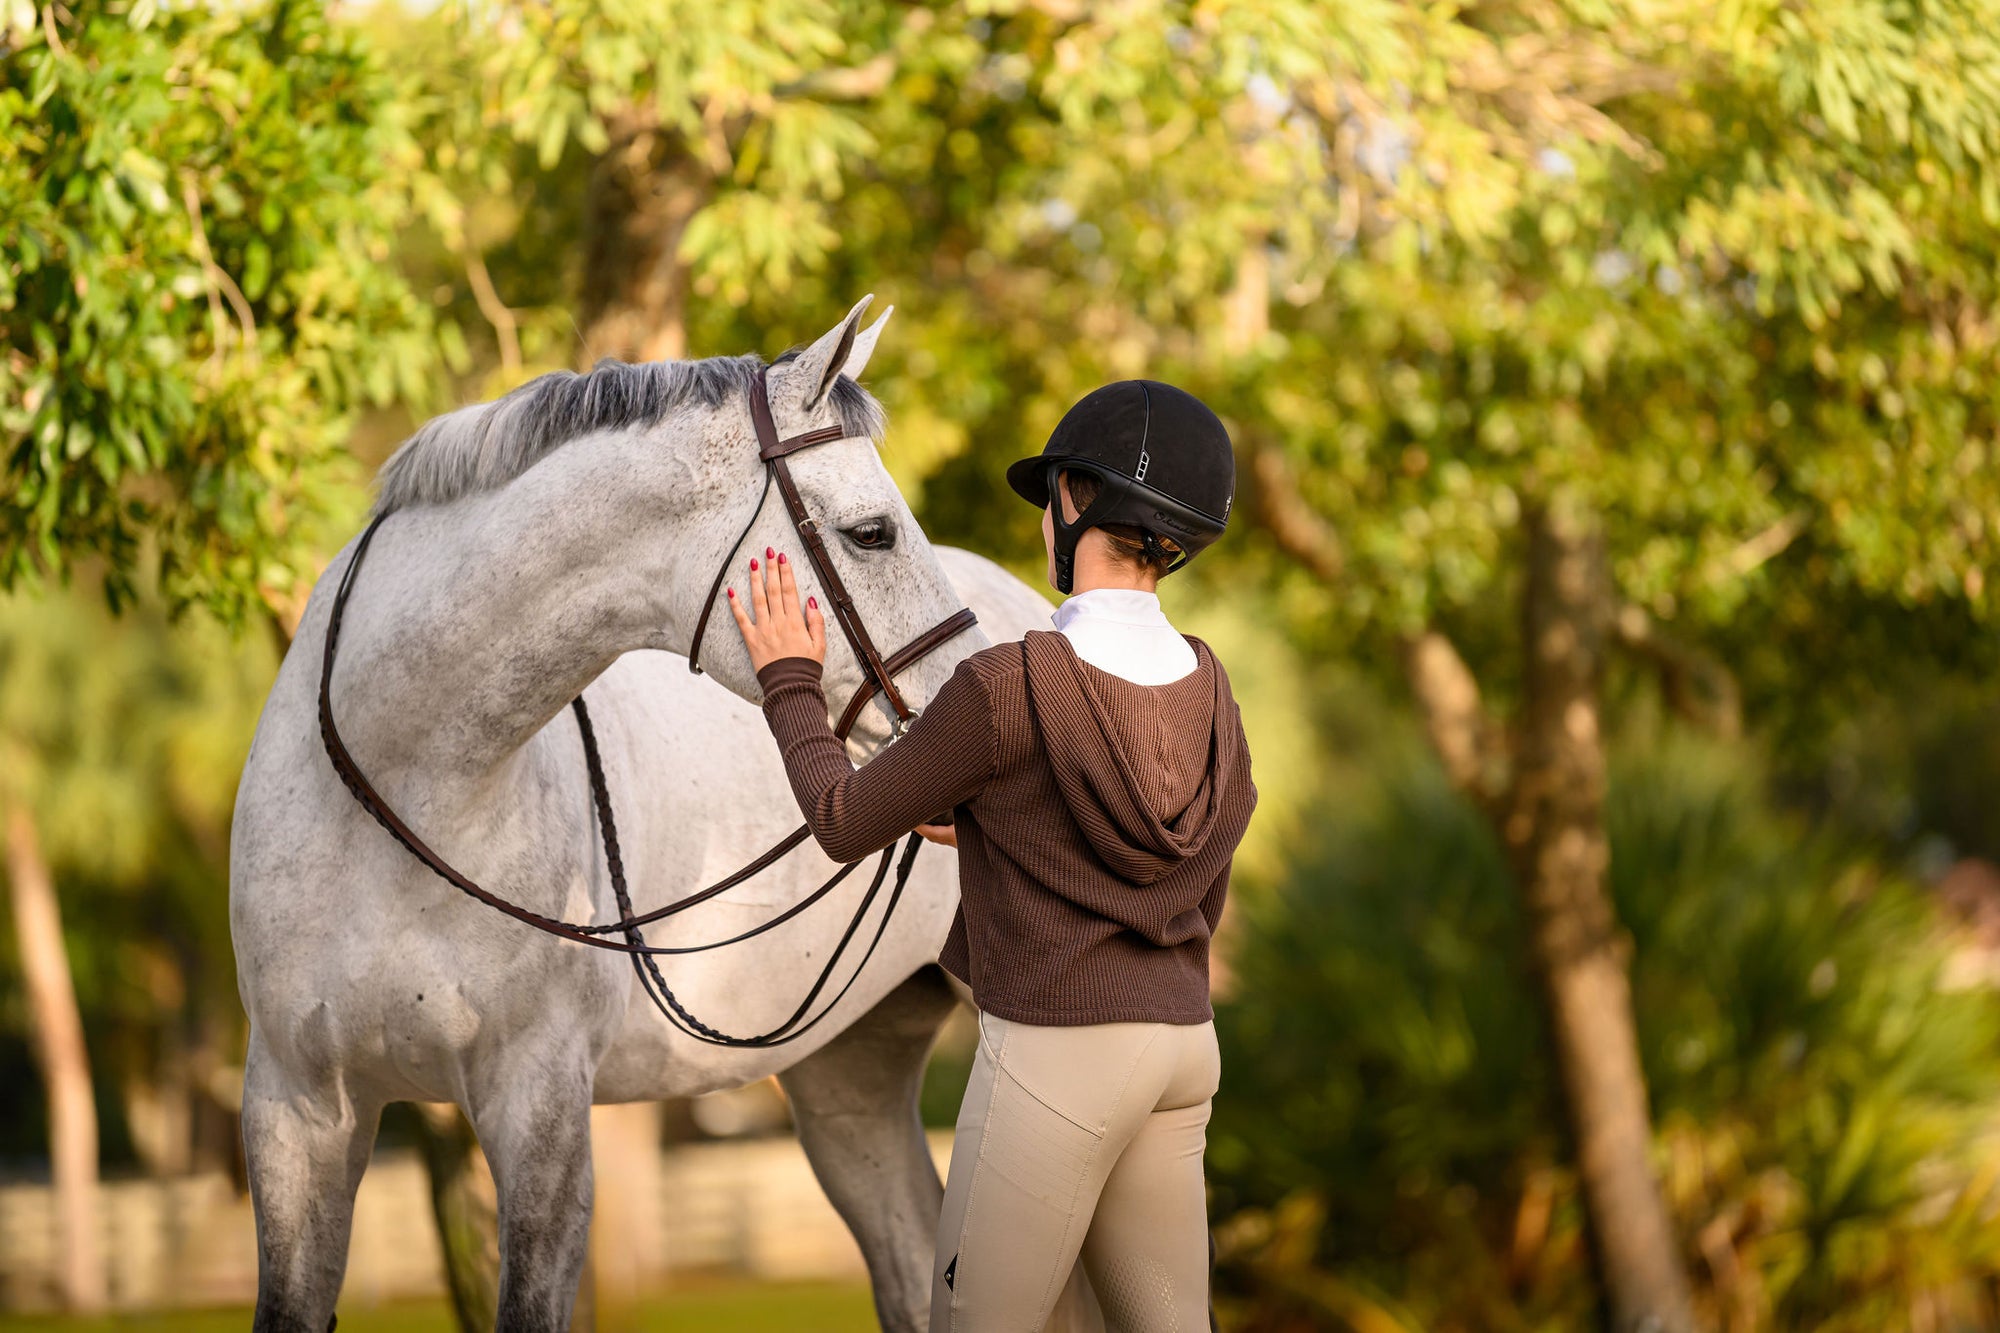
[
  {"xmin": 727, "ymin": 588, "xmax": 735, "ymax": 599},
  {"xmin": 809, "ymin": 596, "xmax": 818, "ymax": 609},
  {"xmin": 765, "ymin": 546, "xmax": 774, "ymax": 560},
  {"xmin": 750, "ymin": 557, "xmax": 758, "ymax": 571},
  {"xmin": 777, "ymin": 552, "xmax": 787, "ymax": 565}
]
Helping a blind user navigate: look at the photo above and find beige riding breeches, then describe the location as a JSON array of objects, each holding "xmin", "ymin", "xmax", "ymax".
[{"xmin": 930, "ymin": 1010, "xmax": 1222, "ymax": 1332}]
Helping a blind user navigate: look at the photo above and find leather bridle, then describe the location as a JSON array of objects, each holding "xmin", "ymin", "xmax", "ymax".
[
  {"xmin": 318, "ymin": 365, "xmax": 980, "ymax": 1047},
  {"xmin": 686, "ymin": 365, "xmax": 979, "ymax": 739}
]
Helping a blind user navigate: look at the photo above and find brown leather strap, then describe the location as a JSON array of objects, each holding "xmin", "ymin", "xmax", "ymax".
[
  {"xmin": 320, "ymin": 519, "xmax": 643, "ymax": 954},
  {"xmin": 767, "ymin": 452, "xmax": 916, "ymax": 723},
  {"xmin": 685, "ymin": 468, "xmax": 773, "ymax": 678},
  {"xmin": 684, "ymin": 382, "xmax": 832, "ymax": 676},
  {"xmin": 711, "ymin": 364, "xmax": 983, "ymax": 734},
  {"xmin": 746, "ymin": 365, "xmax": 924, "ymax": 725},
  {"xmin": 759, "ymin": 424, "xmax": 846, "ymax": 460},
  {"xmin": 578, "ymin": 824, "xmax": 812, "ymax": 932},
  {"xmin": 833, "ymin": 605, "xmax": 981, "ymax": 738}
]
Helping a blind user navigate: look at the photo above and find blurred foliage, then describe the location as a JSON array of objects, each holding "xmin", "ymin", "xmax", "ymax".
[
  {"xmin": 1773, "ymin": 666, "xmax": 2000, "ymax": 869},
  {"xmin": 1009, "ymin": 0, "xmax": 2000, "ymax": 657},
  {"xmin": 0, "ymin": 14, "xmax": 1996, "ymax": 1328},
  {"xmin": 443, "ymin": 0, "xmax": 882, "ymax": 280},
  {"xmin": 790, "ymin": 0, "xmax": 2000, "ymax": 731},
  {"xmin": 1209, "ymin": 728, "xmax": 2000, "ymax": 1332},
  {"xmin": 0, "ymin": 0, "xmax": 436, "ymax": 620},
  {"xmin": 0, "ymin": 580, "xmax": 275, "ymax": 1161},
  {"xmin": 8, "ymin": 0, "xmax": 1997, "ymax": 652}
]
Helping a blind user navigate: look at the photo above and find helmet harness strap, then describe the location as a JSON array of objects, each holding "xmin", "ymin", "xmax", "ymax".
[{"xmin": 1046, "ymin": 463, "xmax": 1121, "ymax": 596}]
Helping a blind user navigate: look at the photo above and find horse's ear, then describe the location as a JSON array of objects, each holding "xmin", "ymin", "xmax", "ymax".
[
  {"xmin": 790, "ymin": 295, "xmax": 873, "ymax": 412},
  {"xmin": 839, "ymin": 305, "xmax": 893, "ymax": 383}
]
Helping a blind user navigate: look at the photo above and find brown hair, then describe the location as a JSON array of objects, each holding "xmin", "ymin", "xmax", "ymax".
[{"xmin": 1061, "ymin": 469, "xmax": 1183, "ymax": 578}]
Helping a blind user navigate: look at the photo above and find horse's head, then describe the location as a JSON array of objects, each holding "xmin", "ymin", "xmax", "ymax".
[
  {"xmin": 680, "ymin": 297, "xmax": 988, "ymax": 752},
  {"xmin": 372, "ymin": 297, "xmax": 983, "ymax": 752}
]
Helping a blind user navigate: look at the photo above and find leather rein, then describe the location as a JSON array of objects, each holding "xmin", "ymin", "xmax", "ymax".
[{"xmin": 318, "ymin": 366, "xmax": 979, "ymax": 1048}]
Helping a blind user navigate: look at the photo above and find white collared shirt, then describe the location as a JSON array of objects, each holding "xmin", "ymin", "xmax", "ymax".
[{"xmin": 1050, "ymin": 588, "xmax": 1198, "ymax": 686}]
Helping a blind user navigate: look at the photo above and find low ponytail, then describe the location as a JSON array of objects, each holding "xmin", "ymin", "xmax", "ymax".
[{"xmin": 1062, "ymin": 470, "xmax": 1183, "ymax": 578}]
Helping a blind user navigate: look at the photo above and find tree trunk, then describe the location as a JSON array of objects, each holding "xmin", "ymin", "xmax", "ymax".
[
  {"xmin": 1252, "ymin": 444, "xmax": 1698, "ymax": 1329},
  {"xmin": 579, "ymin": 116, "xmax": 712, "ymax": 364},
  {"xmin": 3, "ymin": 801, "xmax": 108, "ymax": 1313},
  {"xmin": 1499, "ymin": 499, "xmax": 1695, "ymax": 1333}
]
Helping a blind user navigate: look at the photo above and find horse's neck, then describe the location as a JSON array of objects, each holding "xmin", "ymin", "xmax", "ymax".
[{"xmin": 331, "ymin": 431, "xmax": 712, "ymax": 782}]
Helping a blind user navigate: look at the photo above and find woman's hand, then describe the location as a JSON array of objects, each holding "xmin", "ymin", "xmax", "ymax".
[
  {"xmin": 728, "ymin": 548, "xmax": 827, "ymax": 673},
  {"xmin": 915, "ymin": 822, "xmax": 958, "ymax": 848}
]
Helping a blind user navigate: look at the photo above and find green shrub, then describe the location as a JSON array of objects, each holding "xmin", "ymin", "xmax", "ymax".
[{"xmin": 1210, "ymin": 732, "xmax": 2000, "ymax": 1332}]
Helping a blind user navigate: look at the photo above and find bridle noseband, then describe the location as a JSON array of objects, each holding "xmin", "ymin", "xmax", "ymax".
[
  {"xmin": 318, "ymin": 364, "xmax": 979, "ymax": 1047},
  {"xmin": 686, "ymin": 364, "xmax": 979, "ymax": 739}
]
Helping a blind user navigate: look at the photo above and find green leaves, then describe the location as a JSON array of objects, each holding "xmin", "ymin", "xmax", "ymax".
[
  {"xmin": 445, "ymin": 0, "xmax": 878, "ymax": 281},
  {"xmin": 0, "ymin": 2, "xmax": 435, "ymax": 621},
  {"xmin": 1130, "ymin": 0, "xmax": 2000, "ymax": 661},
  {"xmin": 9, "ymin": 0, "xmax": 1995, "ymax": 665},
  {"xmin": 1211, "ymin": 730, "xmax": 2000, "ymax": 1328}
]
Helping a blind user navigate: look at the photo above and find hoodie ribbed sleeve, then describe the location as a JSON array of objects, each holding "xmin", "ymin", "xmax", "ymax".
[{"xmin": 756, "ymin": 655, "xmax": 997, "ymax": 866}]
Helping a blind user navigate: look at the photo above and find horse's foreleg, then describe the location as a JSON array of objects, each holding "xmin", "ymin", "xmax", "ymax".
[
  {"xmin": 469, "ymin": 1054, "xmax": 595, "ymax": 1333},
  {"xmin": 779, "ymin": 966, "xmax": 959, "ymax": 1333},
  {"xmin": 243, "ymin": 1033, "xmax": 382, "ymax": 1333}
]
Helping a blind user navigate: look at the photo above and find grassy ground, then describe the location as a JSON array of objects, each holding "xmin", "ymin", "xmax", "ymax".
[{"xmin": 0, "ymin": 1280, "xmax": 878, "ymax": 1332}]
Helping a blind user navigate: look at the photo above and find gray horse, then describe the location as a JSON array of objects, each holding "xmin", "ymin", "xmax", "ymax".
[{"xmin": 230, "ymin": 301, "xmax": 1076, "ymax": 1331}]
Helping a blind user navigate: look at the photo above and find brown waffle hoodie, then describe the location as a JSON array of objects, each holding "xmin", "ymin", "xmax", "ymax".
[{"xmin": 756, "ymin": 629, "xmax": 1256, "ymax": 1025}]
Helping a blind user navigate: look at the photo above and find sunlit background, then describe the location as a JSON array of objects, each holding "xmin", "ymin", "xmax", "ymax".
[{"xmin": 4, "ymin": 0, "xmax": 2000, "ymax": 1329}]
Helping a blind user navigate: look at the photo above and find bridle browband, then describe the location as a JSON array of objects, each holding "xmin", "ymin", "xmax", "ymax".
[
  {"xmin": 687, "ymin": 364, "xmax": 979, "ymax": 738},
  {"xmin": 318, "ymin": 364, "xmax": 979, "ymax": 1048}
]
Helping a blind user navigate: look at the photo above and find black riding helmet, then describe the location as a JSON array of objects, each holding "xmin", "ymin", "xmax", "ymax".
[{"xmin": 1006, "ymin": 380, "xmax": 1235, "ymax": 594}]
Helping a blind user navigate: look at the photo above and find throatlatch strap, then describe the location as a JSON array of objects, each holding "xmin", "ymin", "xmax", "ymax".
[{"xmin": 685, "ymin": 467, "xmax": 774, "ymax": 678}]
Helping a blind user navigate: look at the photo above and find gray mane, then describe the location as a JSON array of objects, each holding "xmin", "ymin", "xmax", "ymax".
[{"xmin": 375, "ymin": 352, "xmax": 886, "ymax": 514}]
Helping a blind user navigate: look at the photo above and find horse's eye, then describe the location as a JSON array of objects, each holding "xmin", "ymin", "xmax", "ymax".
[{"xmin": 843, "ymin": 520, "xmax": 894, "ymax": 550}]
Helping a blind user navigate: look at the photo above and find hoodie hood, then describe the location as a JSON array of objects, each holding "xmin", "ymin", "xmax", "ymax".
[{"xmin": 1021, "ymin": 630, "xmax": 1243, "ymax": 886}]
